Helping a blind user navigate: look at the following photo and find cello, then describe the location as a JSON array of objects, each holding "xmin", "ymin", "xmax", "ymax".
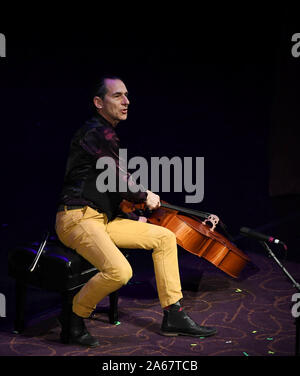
[{"xmin": 120, "ymin": 200, "xmax": 250, "ymax": 278}]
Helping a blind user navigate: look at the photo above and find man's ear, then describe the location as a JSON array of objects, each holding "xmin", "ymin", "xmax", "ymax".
[{"xmin": 93, "ymin": 96, "xmax": 103, "ymax": 109}]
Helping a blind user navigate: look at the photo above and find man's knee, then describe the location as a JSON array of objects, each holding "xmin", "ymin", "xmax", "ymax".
[
  {"xmin": 110, "ymin": 263, "xmax": 133, "ymax": 286},
  {"xmin": 160, "ymin": 228, "xmax": 177, "ymax": 244}
]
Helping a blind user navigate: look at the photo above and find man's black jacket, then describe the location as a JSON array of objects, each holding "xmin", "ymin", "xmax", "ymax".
[{"xmin": 59, "ymin": 114, "xmax": 147, "ymax": 221}]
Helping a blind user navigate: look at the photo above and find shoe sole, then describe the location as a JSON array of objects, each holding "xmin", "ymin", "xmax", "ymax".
[
  {"xmin": 60, "ymin": 336, "xmax": 100, "ymax": 348},
  {"xmin": 160, "ymin": 329, "xmax": 217, "ymax": 337}
]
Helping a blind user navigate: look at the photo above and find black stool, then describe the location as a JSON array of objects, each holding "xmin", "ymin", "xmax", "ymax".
[{"xmin": 8, "ymin": 234, "xmax": 121, "ymax": 335}]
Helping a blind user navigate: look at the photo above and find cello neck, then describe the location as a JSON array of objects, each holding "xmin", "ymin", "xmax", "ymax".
[{"xmin": 160, "ymin": 202, "xmax": 210, "ymax": 220}]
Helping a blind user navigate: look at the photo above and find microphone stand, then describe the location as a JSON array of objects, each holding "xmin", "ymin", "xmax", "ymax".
[{"xmin": 260, "ymin": 241, "xmax": 300, "ymax": 356}]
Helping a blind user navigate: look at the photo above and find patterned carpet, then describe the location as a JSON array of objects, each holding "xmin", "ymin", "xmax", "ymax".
[{"xmin": 0, "ymin": 248, "xmax": 299, "ymax": 357}]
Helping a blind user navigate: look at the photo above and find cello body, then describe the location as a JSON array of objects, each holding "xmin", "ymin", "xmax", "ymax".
[{"xmin": 120, "ymin": 200, "xmax": 250, "ymax": 278}]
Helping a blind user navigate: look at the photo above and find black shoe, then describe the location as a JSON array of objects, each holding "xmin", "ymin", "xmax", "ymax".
[
  {"xmin": 161, "ymin": 303, "xmax": 217, "ymax": 337},
  {"xmin": 58, "ymin": 311, "xmax": 99, "ymax": 348}
]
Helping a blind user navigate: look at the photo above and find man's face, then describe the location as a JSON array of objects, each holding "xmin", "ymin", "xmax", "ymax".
[{"xmin": 94, "ymin": 78, "xmax": 130, "ymax": 126}]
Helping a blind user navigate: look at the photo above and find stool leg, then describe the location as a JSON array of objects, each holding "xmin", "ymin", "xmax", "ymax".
[
  {"xmin": 13, "ymin": 279, "xmax": 27, "ymax": 334},
  {"xmin": 109, "ymin": 290, "xmax": 119, "ymax": 324}
]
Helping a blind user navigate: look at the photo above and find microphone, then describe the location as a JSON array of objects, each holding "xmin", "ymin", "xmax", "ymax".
[{"xmin": 240, "ymin": 227, "xmax": 287, "ymax": 250}]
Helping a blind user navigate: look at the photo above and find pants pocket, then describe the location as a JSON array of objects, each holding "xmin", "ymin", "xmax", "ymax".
[{"xmin": 55, "ymin": 208, "xmax": 84, "ymax": 234}]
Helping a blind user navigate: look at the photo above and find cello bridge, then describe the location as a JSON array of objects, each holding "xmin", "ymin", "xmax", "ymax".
[{"xmin": 202, "ymin": 214, "xmax": 219, "ymax": 231}]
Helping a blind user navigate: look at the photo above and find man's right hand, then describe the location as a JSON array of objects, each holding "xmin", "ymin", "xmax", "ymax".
[{"xmin": 146, "ymin": 190, "xmax": 161, "ymax": 210}]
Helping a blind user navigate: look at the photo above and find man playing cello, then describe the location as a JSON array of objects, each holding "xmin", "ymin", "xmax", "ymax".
[{"xmin": 55, "ymin": 76, "xmax": 217, "ymax": 347}]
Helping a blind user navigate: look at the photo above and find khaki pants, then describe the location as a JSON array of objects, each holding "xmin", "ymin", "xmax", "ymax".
[{"xmin": 55, "ymin": 206, "xmax": 183, "ymax": 318}]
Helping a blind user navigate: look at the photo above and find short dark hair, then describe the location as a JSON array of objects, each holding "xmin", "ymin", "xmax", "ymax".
[{"xmin": 93, "ymin": 75, "xmax": 123, "ymax": 99}]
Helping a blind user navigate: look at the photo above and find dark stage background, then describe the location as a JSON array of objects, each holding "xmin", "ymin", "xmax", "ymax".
[{"xmin": 0, "ymin": 8, "xmax": 299, "ymax": 331}]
